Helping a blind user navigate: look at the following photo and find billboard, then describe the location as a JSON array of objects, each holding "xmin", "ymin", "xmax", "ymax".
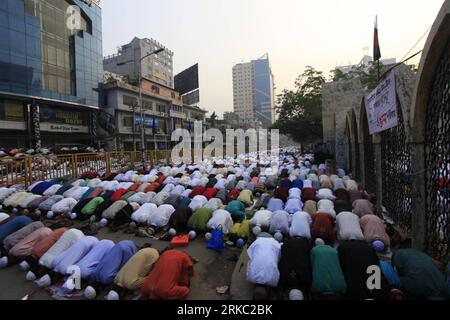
[
  {"xmin": 182, "ymin": 89, "xmax": 200, "ymax": 106},
  {"xmin": 175, "ymin": 64, "xmax": 199, "ymax": 95}
]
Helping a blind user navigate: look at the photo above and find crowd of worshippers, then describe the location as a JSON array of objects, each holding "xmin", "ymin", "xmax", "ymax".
[{"xmin": 0, "ymin": 150, "xmax": 448, "ymax": 300}]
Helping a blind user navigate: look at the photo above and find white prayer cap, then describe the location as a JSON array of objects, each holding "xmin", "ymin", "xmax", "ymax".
[
  {"xmin": 100, "ymin": 219, "xmax": 108, "ymax": 227},
  {"xmin": 189, "ymin": 230, "xmax": 197, "ymax": 240},
  {"xmin": 168, "ymin": 228, "xmax": 177, "ymax": 237},
  {"xmin": 35, "ymin": 274, "xmax": 51, "ymax": 288},
  {"xmin": 289, "ymin": 289, "xmax": 304, "ymax": 300},
  {"xmin": 205, "ymin": 232, "xmax": 212, "ymax": 240},
  {"xmin": 47, "ymin": 211, "xmax": 54, "ymax": 219},
  {"xmin": 252, "ymin": 226, "xmax": 262, "ymax": 235},
  {"xmin": 19, "ymin": 261, "xmax": 30, "ymax": 271},
  {"xmin": 84, "ymin": 286, "xmax": 97, "ymax": 300},
  {"xmin": 26, "ymin": 271, "xmax": 37, "ymax": 281},
  {"xmin": 69, "ymin": 212, "xmax": 77, "ymax": 220},
  {"xmin": 274, "ymin": 232, "xmax": 283, "ymax": 242},
  {"xmin": 315, "ymin": 238, "xmax": 325, "ymax": 246},
  {"xmin": 106, "ymin": 290, "xmax": 119, "ymax": 301},
  {"xmin": 0, "ymin": 256, "xmax": 8, "ymax": 269}
]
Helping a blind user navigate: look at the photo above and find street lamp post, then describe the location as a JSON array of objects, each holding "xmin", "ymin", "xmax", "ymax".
[{"xmin": 117, "ymin": 48, "xmax": 164, "ymax": 170}]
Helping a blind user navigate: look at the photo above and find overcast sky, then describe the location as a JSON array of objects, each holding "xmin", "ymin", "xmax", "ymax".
[{"xmin": 101, "ymin": 0, "xmax": 444, "ymax": 117}]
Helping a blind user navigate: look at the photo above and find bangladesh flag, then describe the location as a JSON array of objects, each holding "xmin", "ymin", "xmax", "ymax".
[{"xmin": 373, "ymin": 15, "xmax": 381, "ymax": 61}]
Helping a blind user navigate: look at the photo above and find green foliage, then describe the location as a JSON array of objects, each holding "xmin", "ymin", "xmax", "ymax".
[
  {"xmin": 272, "ymin": 66, "xmax": 325, "ymax": 144},
  {"xmin": 329, "ymin": 61, "xmax": 383, "ymax": 90}
]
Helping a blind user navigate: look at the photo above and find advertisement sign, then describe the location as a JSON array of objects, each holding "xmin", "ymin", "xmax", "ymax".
[
  {"xmin": 40, "ymin": 105, "xmax": 89, "ymax": 126},
  {"xmin": 40, "ymin": 123, "xmax": 89, "ymax": 133},
  {"xmin": 364, "ymin": 71, "xmax": 398, "ymax": 135},
  {"xmin": 134, "ymin": 116, "xmax": 158, "ymax": 127}
]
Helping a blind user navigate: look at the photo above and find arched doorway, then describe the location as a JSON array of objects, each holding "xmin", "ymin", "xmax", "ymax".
[{"xmin": 424, "ymin": 40, "xmax": 449, "ymax": 261}]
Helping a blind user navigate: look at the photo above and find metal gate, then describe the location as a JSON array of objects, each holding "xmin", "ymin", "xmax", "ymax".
[
  {"xmin": 362, "ymin": 109, "xmax": 376, "ymax": 194},
  {"xmin": 424, "ymin": 41, "xmax": 450, "ymax": 262},
  {"xmin": 381, "ymin": 106, "xmax": 413, "ymax": 233}
]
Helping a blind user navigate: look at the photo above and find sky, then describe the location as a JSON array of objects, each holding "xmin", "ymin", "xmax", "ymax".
[{"xmin": 101, "ymin": 0, "xmax": 444, "ymax": 117}]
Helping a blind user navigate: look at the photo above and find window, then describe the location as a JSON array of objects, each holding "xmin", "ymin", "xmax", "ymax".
[
  {"xmin": 123, "ymin": 116, "xmax": 133, "ymax": 127},
  {"xmin": 123, "ymin": 94, "xmax": 138, "ymax": 107},
  {"xmin": 156, "ymin": 104, "xmax": 165, "ymax": 113},
  {"xmin": 151, "ymin": 85, "xmax": 160, "ymax": 94}
]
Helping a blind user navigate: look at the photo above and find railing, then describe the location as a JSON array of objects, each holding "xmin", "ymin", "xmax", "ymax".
[{"xmin": 0, "ymin": 150, "xmax": 175, "ymax": 188}]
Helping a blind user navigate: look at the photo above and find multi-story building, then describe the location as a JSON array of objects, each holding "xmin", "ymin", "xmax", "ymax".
[
  {"xmin": 103, "ymin": 37, "xmax": 174, "ymax": 89},
  {"xmin": 0, "ymin": 0, "xmax": 103, "ymax": 148},
  {"xmin": 232, "ymin": 54, "xmax": 275, "ymax": 128},
  {"xmin": 100, "ymin": 76, "xmax": 207, "ymax": 151}
]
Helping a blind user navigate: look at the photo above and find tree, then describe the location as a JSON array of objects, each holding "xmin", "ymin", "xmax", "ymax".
[
  {"xmin": 329, "ymin": 61, "xmax": 383, "ymax": 90},
  {"xmin": 272, "ymin": 66, "xmax": 325, "ymax": 144}
]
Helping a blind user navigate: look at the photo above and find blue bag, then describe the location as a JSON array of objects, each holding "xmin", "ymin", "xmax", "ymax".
[{"xmin": 207, "ymin": 225, "xmax": 224, "ymax": 253}]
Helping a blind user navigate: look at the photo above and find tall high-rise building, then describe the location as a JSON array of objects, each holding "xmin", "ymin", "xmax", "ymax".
[
  {"xmin": 103, "ymin": 37, "xmax": 174, "ymax": 88},
  {"xmin": 0, "ymin": 0, "xmax": 103, "ymax": 148},
  {"xmin": 232, "ymin": 54, "xmax": 275, "ymax": 128}
]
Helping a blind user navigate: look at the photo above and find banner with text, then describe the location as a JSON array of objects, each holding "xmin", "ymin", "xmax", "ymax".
[{"xmin": 364, "ymin": 71, "xmax": 398, "ymax": 135}]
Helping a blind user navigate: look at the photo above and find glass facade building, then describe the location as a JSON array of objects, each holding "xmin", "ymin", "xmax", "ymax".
[
  {"xmin": 0, "ymin": 0, "xmax": 102, "ymax": 148},
  {"xmin": 0, "ymin": 0, "xmax": 102, "ymax": 105},
  {"xmin": 253, "ymin": 57, "xmax": 275, "ymax": 128}
]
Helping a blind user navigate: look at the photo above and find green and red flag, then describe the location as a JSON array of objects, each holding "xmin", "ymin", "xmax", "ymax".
[{"xmin": 373, "ymin": 15, "xmax": 381, "ymax": 61}]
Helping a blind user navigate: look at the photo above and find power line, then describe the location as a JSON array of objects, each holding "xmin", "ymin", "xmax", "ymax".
[{"xmin": 400, "ymin": 25, "xmax": 432, "ymax": 62}]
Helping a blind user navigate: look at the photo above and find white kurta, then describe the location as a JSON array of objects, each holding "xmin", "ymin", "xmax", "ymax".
[{"xmin": 246, "ymin": 237, "xmax": 281, "ymax": 287}]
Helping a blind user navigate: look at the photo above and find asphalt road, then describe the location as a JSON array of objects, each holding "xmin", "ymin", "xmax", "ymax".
[{"xmin": 0, "ymin": 226, "xmax": 245, "ymax": 300}]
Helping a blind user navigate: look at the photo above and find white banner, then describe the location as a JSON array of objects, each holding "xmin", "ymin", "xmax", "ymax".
[
  {"xmin": 364, "ymin": 71, "xmax": 398, "ymax": 135},
  {"xmin": 40, "ymin": 123, "xmax": 89, "ymax": 133}
]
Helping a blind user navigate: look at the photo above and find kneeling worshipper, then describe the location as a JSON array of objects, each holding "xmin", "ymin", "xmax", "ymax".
[
  {"xmin": 187, "ymin": 208, "xmax": 213, "ymax": 233},
  {"xmin": 225, "ymin": 200, "xmax": 246, "ymax": 222},
  {"xmin": 267, "ymin": 198, "xmax": 284, "ymax": 213},
  {"xmin": 131, "ymin": 203, "xmax": 157, "ymax": 225},
  {"xmin": 359, "ymin": 214, "xmax": 390, "ymax": 252},
  {"xmin": 311, "ymin": 212, "xmax": 336, "ymax": 245},
  {"xmin": 337, "ymin": 241, "xmax": 390, "ymax": 300},
  {"xmin": 90, "ymin": 240, "xmax": 137, "ymax": 285},
  {"xmin": 247, "ymin": 233, "xmax": 281, "ymax": 299},
  {"xmin": 392, "ymin": 249, "xmax": 448, "ymax": 300},
  {"xmin": 352, "ymin": 199, "xmax": 374, "ymax": 217},
  {"xmin": 107, "ymin": 248, "xmax": 160, "ymax": 299},
  {"xmin": 25, "ymin": 228, "xmax": 83, "ymax": 285},
  {"xmin": 303, "ymin": 200, "xmax": 317, "ymax": 217},
  {"xmin": 269, "ymin": 210, "xmax": 290, "ymax": 241},
  {"xmin": 317, "ymin": 199, "xmax": 336, "ymax": 218},
  {"xmin": 75, "ymin": 239, "xmax": 115, "ymax": 280},
  {"xmin": 141, "ymin": 249, "xmax": 194, "ymax": 300},
  {"xmin": 250, "ymin": 210, "xmax": 272, "ymax": 235},
  {"xmin": 168, "ymin": 207, "xmax": 193, "ymax": 233},
  {"xmin": 284, "ymin": 198, "xmax": 303, "ymax": 214},
  {"xmin": 1, "ymin": 221, "xmax": 44, "ymax": 256},
  {"xmin": 0, "ymin": 216, "xmax": 33, "ymax": 248},
  {"xmin": 148, "ymin": 204, "xmax": 176, "ymax": 231},
  {"xmin": 38, "ymin": 229, "xmax": 85, "ymax": 271},
  {"xmin": 101, "ymin": 200, "xmax": 128, "ymax": 221},
  {"xmin": 253, "ymin": 193, "xmax": 271, "ymax": 211},
  {"xmin": 110, "ymin": 202, "xmax": 140, "ymax": 230},
  {"xmin": 311, "ymin": 243, "xmax": 347, "ymax": 299},
  {"xmin": 289, "ymin": 211, "xmax": 312, "ymax": 240},
  {"xmin": 206, "ymin": 209, "xmax": 234, "ymax": 234},
  {"xmin": 0, "ymin": 226, "xmax": 52, "ymax": 268},
  {"xmin": 278, "ymin": 238, "xmax": 312, "ymax": 297},
  {"xmin": 336, "ymin": 212, "xmax": 364, "ymax": 242},
  {"xmin": 41, "ymin": 236, "xmax": 99, "ymax": 287}
]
